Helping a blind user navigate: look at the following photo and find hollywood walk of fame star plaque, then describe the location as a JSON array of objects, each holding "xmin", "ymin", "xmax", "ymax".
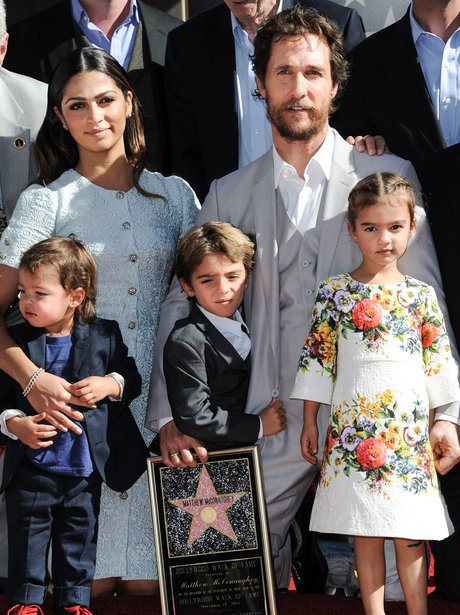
[{"xmin": 147, "ymin": 446, "xmax": 278, "ymax": 614}]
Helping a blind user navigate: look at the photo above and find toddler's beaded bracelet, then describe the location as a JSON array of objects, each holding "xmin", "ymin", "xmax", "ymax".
[{"xmin": 22, "ymin": 368, "xmax": 45, "ymax": 397}]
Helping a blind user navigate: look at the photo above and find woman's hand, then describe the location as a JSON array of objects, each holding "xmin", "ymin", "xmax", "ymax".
[
  {"xmin": 27, "ymin": 372, "xmax": 91, "ymax": 434},
  {"xmin": 159, "ymin": 420, "xmax": 208, "ymax": 468}
]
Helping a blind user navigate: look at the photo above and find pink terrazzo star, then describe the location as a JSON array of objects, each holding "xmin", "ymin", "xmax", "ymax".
[{"xmin": 169, "ymin": 465, "xmax": 245, "ymax": 546}]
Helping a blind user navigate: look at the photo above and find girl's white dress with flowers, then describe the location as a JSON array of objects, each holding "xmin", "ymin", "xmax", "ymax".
[{"xmin": 291, "ymin": 273, "xmax": 459, "ymax": 539}]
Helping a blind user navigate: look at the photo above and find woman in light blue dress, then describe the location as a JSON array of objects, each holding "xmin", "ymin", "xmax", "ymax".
[{"xmin": 0, "ymin": 48, "xmax": 200, "ymax": 598}]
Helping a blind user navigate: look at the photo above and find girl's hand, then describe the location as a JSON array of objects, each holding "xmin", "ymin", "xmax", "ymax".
[
  {"xmin": 7, "ymin": 412, "xmax": 57, "ymax": 449},
  {"xmin": 300, "ymin": 422, "xmax": 318, "ymax": 464},
  {"xmin": 27, "ymin": 372, "xmax": 86, "ymax": 434},
  {"xmin": 69, "ymin": 376, "xmax": 120, "ymax": 407}
]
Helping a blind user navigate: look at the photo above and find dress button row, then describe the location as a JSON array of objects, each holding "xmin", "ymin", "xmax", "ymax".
[{"xmin": 128, "ymin": 322, "xmax": 136, "ymax": 329}]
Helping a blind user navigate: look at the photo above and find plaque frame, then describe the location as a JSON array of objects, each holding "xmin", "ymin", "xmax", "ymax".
[{"xmin": 147, "ymin": 446, "xmax": 278, "ymax": 614}]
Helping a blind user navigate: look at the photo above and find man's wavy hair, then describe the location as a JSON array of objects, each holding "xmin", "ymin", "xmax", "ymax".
[{"xmin": 252, "ymin": 5, "xmax": 350, "ymax": 113}]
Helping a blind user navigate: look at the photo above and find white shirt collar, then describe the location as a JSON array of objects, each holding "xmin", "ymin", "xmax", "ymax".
[
  {"xmin": 197, "ymin": 304, "xmax": 246, "ymax": 336},
  {"xmin": 273, "ymin": 127, "xmax": 335, "ymax": 188}
]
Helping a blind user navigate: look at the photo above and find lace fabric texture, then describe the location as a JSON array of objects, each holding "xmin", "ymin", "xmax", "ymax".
[{"xmin": 0, "ymin": 169, "xmax": 200, "ymax": 579}]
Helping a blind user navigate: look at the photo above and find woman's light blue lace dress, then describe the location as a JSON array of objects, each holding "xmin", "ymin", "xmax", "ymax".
[{"xmin": 0, "ymin": 168, "xmax": 200, "ymax": 579}]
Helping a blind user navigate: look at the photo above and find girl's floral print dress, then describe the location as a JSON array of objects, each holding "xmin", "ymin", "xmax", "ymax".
[{"xmin": 291, "ymin": 273, "xmax": 459, "ymax": 539}]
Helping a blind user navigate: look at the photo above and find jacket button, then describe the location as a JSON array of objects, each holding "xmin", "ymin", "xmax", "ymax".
[{"xmin": 119, "ymin": 491, "xmax": 128, "ymax": 500}]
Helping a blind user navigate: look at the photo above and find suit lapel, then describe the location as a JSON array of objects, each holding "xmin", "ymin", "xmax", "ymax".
[
  {"xmin": 316, "ymin": 131, "xmax": 356, "ymax": 283},
  {"xmin": 71, "ymin": 321, "xmax": 90, "ymax": 381},
  {"xmin": 189, "ymin": 304, "xmax": 247, "ymax": 368},
  {"xmin": 385, "ymin": 11, "xmax": 445, "ymax": 150},
  {"xmin": 139, "ymin": 0, "xmax": 168, "ymax": 66},
  {"xmin": 250, "ymin": 152, "xmax": 280, "ymax": 375},
  {"xmin": 26, "ymin": 330, "xmax": 47, "ymax": 369},
  {"xmin": 209, "ymin": 6, "xmax": 239, "ymax": 167}
]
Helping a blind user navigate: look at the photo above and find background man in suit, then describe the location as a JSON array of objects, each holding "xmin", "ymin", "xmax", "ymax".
[
  {"xmin": 0, "ymin": 3, "xmax": 47, "ymax": 234},
  {"xmin": 0, "ymin": 0, "xmax": 47, "ymax": 591},
  {"xmin": 147, "ymin": 6, "xmax": 460, "ymax": 588},
  {"xmin": 165, "ymin": 0, "xmax": 365, "ymax": 201},
  {"xmin": 332, "ymin": 1, "xmax": 460, "ymax": 599},
  {"xmin": 4, "ymin": 0, "xmax": 180, "ymax": 174}
]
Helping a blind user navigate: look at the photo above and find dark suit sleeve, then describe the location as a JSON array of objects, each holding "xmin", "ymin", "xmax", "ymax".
[
  {"xmin": 0, "ymin": 365, "xmax": 27, "ymax": 446},
  {"xmin": 332, "ymin": 46, "xmax": 379, "ymax": 140},
  {"xmin": 105, "ymin": 321, "xmax": 142, "ymax": 407},
  {"xmin": 165, "ymin": 30, "xmax": 207, "ymax": 202},
  {"xmin": 341, "ymin": 8, "xmax": 365, "ymax": 52},
  {"xmin": 164, "ymin": 338, "xmax": 260, "ymax": 447}
]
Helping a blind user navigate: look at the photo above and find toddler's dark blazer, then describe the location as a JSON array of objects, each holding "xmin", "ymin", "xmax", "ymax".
[
  {"xmin": 0, "ymin": 318, "xmax": 146, "ymax": 494},
  {"xmin": 162, "ymin": 303, "xmax": 260, "ymax": 451}
]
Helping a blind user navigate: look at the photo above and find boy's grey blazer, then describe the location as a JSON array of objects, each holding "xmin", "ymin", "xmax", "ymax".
[
  {"xmin": 147, "ymin": 130, "xmax": 457, "ymax": 427},
  {"xmin": 0, "ymin": 318, "xmax": 146, "ymax": 494},
  {"xmin": 162, "ymin": 302, "xmax": 259, "ymax": 452},
  {"xmin": 0, "ymin": 68, "xmax": 47, "ymax": 221}
]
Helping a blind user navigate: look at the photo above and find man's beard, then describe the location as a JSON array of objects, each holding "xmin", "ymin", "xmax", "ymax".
[{"xmin": 265, "ymin": 97, "xmax": 329, "ymax": 142}]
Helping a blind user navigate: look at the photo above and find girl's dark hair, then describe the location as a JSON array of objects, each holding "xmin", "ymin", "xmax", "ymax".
[
  {"xmin": 19, "ymin": 236, "xmax": 97, "ymax": 323},
  {"xmin": 33, "ymin": 47, "xmax": 161, "ymax": 199},
  {"xmin": 348, "ymin": 172, "xmax": 417, "ymax": 227}
]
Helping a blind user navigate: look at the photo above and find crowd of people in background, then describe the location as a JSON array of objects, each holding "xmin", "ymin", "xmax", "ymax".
[{"xmin": 0, "ymin": 1, "xmax": 460, "ymax": 615}]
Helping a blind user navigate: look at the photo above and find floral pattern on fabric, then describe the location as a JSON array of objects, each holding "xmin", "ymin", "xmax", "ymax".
[
  {"xmin": 322, "ymin": 390, "xmax": 435, "ymax": 497},
  {"xmin": 291, "ymin": 273, "xmax": 459, "ymax": 539},
  {"xmin": 298, "ymin": 275, "xmax": 450, "ymax": 381}
]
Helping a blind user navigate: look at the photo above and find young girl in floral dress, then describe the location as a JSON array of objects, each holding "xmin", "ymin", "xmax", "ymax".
[{"xmin": 291, "ymin": 172, "xmax": 460, "ymax": 615}]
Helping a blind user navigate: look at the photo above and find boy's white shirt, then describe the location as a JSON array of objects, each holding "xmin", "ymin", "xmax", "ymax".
[{"xmin": 197, "ymin": 304, "xmax": 251, "ymax": 359}]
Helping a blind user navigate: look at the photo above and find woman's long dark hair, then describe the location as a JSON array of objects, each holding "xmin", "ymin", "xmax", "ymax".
[{"xmin": 34, "ymin": 47, "xmax": 158, "ymax": 198}]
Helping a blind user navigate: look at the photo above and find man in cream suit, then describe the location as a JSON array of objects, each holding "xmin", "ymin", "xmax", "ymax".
[
  {"xmin": 0, "ymin": 0, "xmax": 47, "ymax": 590},
  {"xmin": 147, "ymin": 6, "xmax": 460, "ymax": 588}
]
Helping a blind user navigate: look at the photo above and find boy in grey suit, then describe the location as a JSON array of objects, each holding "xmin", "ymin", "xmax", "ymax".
[{"xmin": 162, "ymin": 221, "xmax": 285, "ymax": 454}]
